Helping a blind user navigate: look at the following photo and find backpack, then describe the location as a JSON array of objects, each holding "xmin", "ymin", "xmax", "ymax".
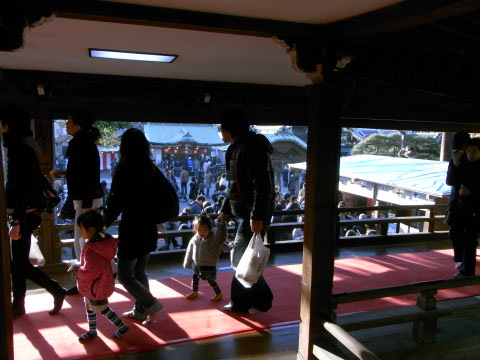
[
  {"xmin": 150, "ymin": 167, "xmax": 179, "ymax": 223},
  {"xmin": 21, "ymin": 139, "xmax": 61, "ymax": 214}
]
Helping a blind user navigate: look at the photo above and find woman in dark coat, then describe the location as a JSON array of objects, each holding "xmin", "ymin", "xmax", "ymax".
[
  {"xmin": 104, "ymin": 128, "xmax": 163, "ymax": 323},
  {"xmin": 1, "ymin": 106, "xmax": 66, "ymax": 316}
]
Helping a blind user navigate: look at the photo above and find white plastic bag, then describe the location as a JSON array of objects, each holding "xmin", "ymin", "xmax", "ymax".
[
  {"xmin": 29, "ymin": 236, "xmax": 45, "ymax": 267},
  {"xmin": 235, "ymin": 233, "xmax": 270, "ymax": 288}
]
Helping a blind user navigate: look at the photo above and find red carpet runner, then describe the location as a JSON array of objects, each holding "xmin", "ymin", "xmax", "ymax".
[{"xmin": 13, "ymin": 249, "xmax": 480, "ymax": 360}]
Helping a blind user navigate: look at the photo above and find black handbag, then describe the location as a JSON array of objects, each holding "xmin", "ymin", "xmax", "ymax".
[
  {"xmin": 59, "ymin": 197, "xmax": 75, "ymax": 220},
  {"xmin": 39, "ymin": 175, "xmax": 61, "ymax": 214}
]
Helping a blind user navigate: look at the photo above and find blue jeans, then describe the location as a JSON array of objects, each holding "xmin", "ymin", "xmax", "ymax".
[
  {"xmin": 11, "ymin": 213, "xmax": 64, "ymax": 299},
  {"xmin": 181, "ymin": 182, "xmax": 187, "ymax": 194},
  {"xmin": 118, "ymin": 254, "xmax": 159, "ymax": 317}
]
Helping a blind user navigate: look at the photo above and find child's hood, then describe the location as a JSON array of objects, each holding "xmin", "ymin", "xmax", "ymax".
[{"xmin": 86, "ymin": 235, "xmax": 118, "ymax": 260}]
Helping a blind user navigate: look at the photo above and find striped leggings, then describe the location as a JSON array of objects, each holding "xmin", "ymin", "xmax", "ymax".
[{"xmin": 192, "ymin": 272, "xmax": 221, "ymax": 294}]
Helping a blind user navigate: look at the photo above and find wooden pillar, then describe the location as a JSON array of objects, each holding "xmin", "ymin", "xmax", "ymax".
[
  {"xmin": 440, "ymin": 132, "xmax": 454, "ymax": 161},
  {"xmin": 0, "ymin": 139, "xmax": 14, "ymax": 359},
  {"xmin": 297, "ymin": 79, "xmax": 350, "ymax": 360},
  {"xmin": 33, "ymin": 115, "xmax": 61, "ymax": 265}
]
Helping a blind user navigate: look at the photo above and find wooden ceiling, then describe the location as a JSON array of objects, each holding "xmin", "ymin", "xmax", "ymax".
[{"xmin": 2, "ymin": 1, "xmax": 480, "ymax": 126}]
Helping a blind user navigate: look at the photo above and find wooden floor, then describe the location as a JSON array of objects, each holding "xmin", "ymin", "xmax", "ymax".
[{"xmin": 23, "ymin": 237, "xmax": 480, "ymax": 360}]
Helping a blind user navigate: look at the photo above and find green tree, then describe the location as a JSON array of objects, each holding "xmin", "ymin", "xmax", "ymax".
[
  {"xmin": 96, "ymin": 121, "xmax": 130, "ymax": 148},
  {"xmin": 352, "ymin": 133, "xmax": 440, "ymax": 160}
]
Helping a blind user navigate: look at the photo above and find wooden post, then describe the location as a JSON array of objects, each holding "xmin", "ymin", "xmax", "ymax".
[
  {"xmin": 0, "ymin": 139, "xmax": 14, "ymax": 359},
  {"xmin": 423, "ymin": 207, "xmax": 436, "ymax": 233},
  {"xmin": 34, "ymin": 115, "xmax": 61, "ymax": 265},
  {"xmin": 297, "ymin": 79, "xmax": 350, "ymax": 360},
  {"xmin": 413, "ymin": 289, "xmax": 437, "ymax": 344},
  {"xmin": 440, "ymin": 132, "xmax": 454, "ymax": 161}
]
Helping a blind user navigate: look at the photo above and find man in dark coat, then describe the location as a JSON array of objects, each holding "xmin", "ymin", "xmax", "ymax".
[
  {"xmin": 218, "ymin": 108, "xmax": 275, "ymax": 313},
  {"xmin": 452, "ymin": 138, "xmax": 480, "ymax": 277},
  {"xmin": 445, "ymin": 131, "xmax": 470, "ymax": 273}
]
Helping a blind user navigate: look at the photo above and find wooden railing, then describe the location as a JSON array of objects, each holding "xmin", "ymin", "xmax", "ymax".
[
  {"xmin": 38, "ymin": 204, "xmax": 449, "ymax": 267},
  {"xmin": 333, "ymin": 277, "xmax": 480, "ymax": 344},
  {"xmin": 337, "ymin": 204, "xmax": 448, "ymax": 244},
  {"xmin": 51, "ymin": 210, "xmax": 305, "ymax": 248},
  {"xmin": 314, "ymin": 321, "xmax": 381, "ymax": 360}
]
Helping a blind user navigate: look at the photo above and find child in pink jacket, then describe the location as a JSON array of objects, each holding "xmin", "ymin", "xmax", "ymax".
[{"xmin": 72, "ymin": 210, "xmax": 128, "ymax": 342}]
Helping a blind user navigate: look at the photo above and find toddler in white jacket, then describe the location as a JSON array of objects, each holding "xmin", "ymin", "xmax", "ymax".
[{"xmin": 183, "ymin": 212, "xmax": 227, "ymax": 301}]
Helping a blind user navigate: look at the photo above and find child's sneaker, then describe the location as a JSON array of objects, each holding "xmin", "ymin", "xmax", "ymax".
[
  {"xmin": 185, "ymin": 291, "xmax": 198, "ymax": 300},
  {"xmin": 211, "ymin": 293, "xmax": 223, "ymax": 302}
]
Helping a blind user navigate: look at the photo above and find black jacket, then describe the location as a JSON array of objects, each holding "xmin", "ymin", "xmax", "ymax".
[
  {"xmin": 446, "ymin": 155, "xmax": 468, "ymax": 205},
  {"xmin": 458, "ymin": 159, "xmax": 480, "ymax": 218},
  {"xmin": 446, "ymin": 155, "xmax": 480, "ymax": 223},
  {"xmin": 5, "ymin": 138, "xmax": 44, "ymax": 221},
  {"xmin": 445, "ymin": 156, "xmax": 465, "ymax": 225},
  {"xmin": 220, "ymin": 131, "xmax": 275, "ymax": 222},
  {"xmin": 104, "ymin": 163, "xmax": 159, "ymax": 259},
  {"xmin": 65, "ymin": 131, "xmax": 103, "ymax": 206}
]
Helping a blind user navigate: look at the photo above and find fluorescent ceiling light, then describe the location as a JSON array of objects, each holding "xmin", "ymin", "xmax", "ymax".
[{"xmin": 89, "ymin": 49, "xmax": 177, "ymax": 63}]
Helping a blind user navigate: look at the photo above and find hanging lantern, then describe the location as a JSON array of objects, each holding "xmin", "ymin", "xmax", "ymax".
[
  {"xmin": 174, "ymin": 149, "xmax": 178, "ymax": 154},
  {"xmin": 203, "ymin": 148, "xmax": 208, "ymax": 153}
]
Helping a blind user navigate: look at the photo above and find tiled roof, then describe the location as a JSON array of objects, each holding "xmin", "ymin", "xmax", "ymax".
[
  {"xmin": 218, "ymin": 127, "xmax": 307, "ymax": 151},
  {"xmin": 264, "ymin": 126, "xmax": 307, "ymax": 149},
  {"xmin": 144, "ymin": 123, "xmax": 226, "ymax": 146},
  {"xmin": 350, "ymin": 128, "xmax": 399, "ymax": 141}
]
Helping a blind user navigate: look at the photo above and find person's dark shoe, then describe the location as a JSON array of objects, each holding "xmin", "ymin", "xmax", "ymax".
[
  {"xmin": 453, "ymin": 271, "xmax": 473, "ymax": 279},
  {"xmin": 145, "ymin": 300, "xmax": 164, "ymax": 324},
  {"xmin": 66, "ymin": 285, "xmax": 79, "ymax": 295},
  {"xmin": 455, "ymin": 262, "xmax": 463, "ymax": 270},
  {"xmin": 49, "ymin": 292, "xmax": 66, "ymax": 315},
  {"xmin": 12, "ymin": 297, "xmax": 26, "ymax": 317},
  {"xmin": 122, "ymin": 310, "xmax": 148, "ymax": 321}
]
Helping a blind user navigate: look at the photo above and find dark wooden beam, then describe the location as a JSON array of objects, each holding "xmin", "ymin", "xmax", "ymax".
[
  {"xmin": 430, "ymin": 22, "xmax": 480, "ymax": 43},
  {"xmin": 0, "ymin": 70, "xmax": 307, "ymax": 125},
  {"xmin": 327, "ymin": 0, "xmax": 480, "ymax": 39},
  {"xmin": 341, "ymin": 79, "xmax": 480, "ymax": 128},
  {"xmin": 3, "ymin": 1, "xmax": 323, "ymax": 40},
  {"xmin": 0, "ymin": 146, "xmax": 14, "ymax": 360},
  {"xmin": 351, "ymin": 21, "xmax": 480, "ymax": 57}
]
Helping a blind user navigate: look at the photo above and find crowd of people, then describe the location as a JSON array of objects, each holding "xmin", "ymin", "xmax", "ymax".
[
  {"xmin": 161, "ymin": 156, "xmax": 225, "ymax": 202},
  {"xmin": 2, "ymin": 105, "xmax": 276, "ymax": 341},
  {"xmin": 156, "ymin": 180, "xmax": 306, "ymax": 250},
  {"xmin": 337, "ymin": 202, "xmax": 377, "ymax": 237}
]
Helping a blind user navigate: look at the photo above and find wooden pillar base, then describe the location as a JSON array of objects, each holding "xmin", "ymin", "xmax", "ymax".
[{"xmin": 413, "ymin": 290, "xmax": 437, "ymax": 344}]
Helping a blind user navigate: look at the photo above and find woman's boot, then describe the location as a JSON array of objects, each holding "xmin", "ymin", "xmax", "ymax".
[
  {"xmin": 49, "ymin": 288, "xmax": 67, "ymax": 315},
  {"xmin": 12, "ymin": 297, "xmax": 26, "ymax": 317}
]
